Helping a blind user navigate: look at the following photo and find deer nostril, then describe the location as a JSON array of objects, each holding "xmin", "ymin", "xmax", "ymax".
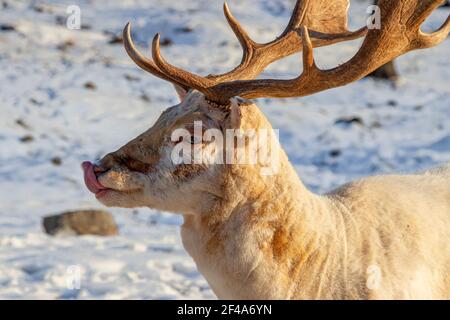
[{"xmin": 93, "ymin": 164, "xmax": 107, "ymax": 175}]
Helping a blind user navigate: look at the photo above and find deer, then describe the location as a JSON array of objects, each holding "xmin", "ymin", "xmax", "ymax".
[{"xmin": 82, "ymin": 0, "xmax": 450, "ymax": 299}]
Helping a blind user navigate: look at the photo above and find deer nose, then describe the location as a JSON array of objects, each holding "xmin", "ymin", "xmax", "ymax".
[
  {"xmin": 82, "ymin": 161, "xmax": 108, "ymax": 177},
  {"xmin": 93, "ymin": 164, "xmax": 107, "ymax": 175},
  {"xmin": 96, "ymin": 153, "xmax": 118, "ymax": 172}
]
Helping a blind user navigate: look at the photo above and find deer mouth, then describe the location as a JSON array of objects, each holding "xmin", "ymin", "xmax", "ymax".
[{"xmin": 82, "ymin": 161, "xmax": 110, "ymax": 198}]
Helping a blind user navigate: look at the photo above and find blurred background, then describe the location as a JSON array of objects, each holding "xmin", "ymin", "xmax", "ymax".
[{"xmin": 0, "ymin": 0, "xmax": 449, "ymax": 299}]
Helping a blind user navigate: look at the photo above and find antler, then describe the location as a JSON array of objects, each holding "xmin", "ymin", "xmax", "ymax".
[
  {"xmin": 124, "ymin": 0, "xmax": 449, "ymax": 105},
  {"xmin": 206, "ymin": 0, "xmax": 450, "ymax": 102},
  {"xmin": 123, "ymin": 0, "xmax": 366, "ymax": 96}
]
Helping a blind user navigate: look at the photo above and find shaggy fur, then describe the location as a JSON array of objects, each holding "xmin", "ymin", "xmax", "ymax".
[{"xmin": 93, "ymin": 91, "xmax": 450, "ymax": 299}]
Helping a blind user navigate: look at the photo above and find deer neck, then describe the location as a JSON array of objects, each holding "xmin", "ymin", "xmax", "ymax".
[{"xmin": 180, "ymin": 150, "xmax": 345, "ymax": 299}]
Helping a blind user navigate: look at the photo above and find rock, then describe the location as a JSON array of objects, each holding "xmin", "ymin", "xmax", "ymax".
[
  {"xmin": 329, "ymin": 149, "xmax": 341, "ymax": 158},
  {"xmin": 124, "ymin": 74, "xmax": 140, "ymax": 82},
  {"xmin": 15, "ymin": 118, "xmax": 30, "ymax": 130},
  {"xmin": 0, "ymin": 24, "xmax": 15, "ymax": 32},
  {"xmin": 42, "ymin": 210, "xmax": 118, "ymax": 236},
  {"xmin": 334, "ymin": 116, "xmax": 364, "ymax": 127},
  {"xmin": 174, "ymin": 26, "xmax": 193, "ymax": 33},
  {"xmin": 56, "ymin": 40, "xmax": 75, "ymax": 51},
  {"xmin": 19, "ymin": 134, "xmax": 34, "ymax": 143},
  {"xmin": 51, "ymin": 156, "xmax": 62, "ymax": 166},
  {"xmin": 387, "ymin": 100, "xmax": 398, "ymax": 107},
  {"xmin": 33, "ymin": 4, "xmax": 53, "ymax": 13},
  {"xmin": 83, "ymin": 81, "xmax": 96, "ymax": 90},
  {"xmin": 140, "ymin": 93, "xmax": 151, "ymax": 102},
  {"xmin": 29, "ymin": 98, "xmax": 43, "ymax": 106},
  {"xmin": 55, "ymin": 15, "xmax": 65, "ymax": 26},
  {"xmin": 33, "ymin": 5, "xmax": 45, "ymax": 13},
  {"xmin": 160, "ymin": 37, "xmax": 173, "ymax": 46},
  {"xmin": 370, "ymin": 121, "xmax": 382, "ymax": 129},
  {"xmin": 108, "ymin": 34, "xmax": 123, "ymax": 44}
]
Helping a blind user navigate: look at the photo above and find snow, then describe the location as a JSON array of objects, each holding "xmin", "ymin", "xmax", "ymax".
[{"xmin": 0, "ymin": 0, "xmax": 449, "ymax": 299}]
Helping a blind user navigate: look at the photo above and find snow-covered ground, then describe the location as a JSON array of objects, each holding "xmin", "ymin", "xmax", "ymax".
[{"xmin": 0, "ymin": 0, "xmax": 448, "ymax": 299}]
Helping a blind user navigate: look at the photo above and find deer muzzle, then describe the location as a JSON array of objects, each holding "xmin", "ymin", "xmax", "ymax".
[{"xmin": 81, "ymin": 161, "xmax": 109, "ymax": 197}]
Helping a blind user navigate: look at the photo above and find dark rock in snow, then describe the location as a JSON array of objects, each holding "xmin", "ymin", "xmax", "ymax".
[
  {"xmin": 108, "ymin": 34, "xmax": 123, "ymax": 44},
  {"xmin": 124, "ymin": 74, "xmax": 140, "ymax": 82},
  {"xmin": 175, "ymin": 26, "xmax": 193, "ymax": 33},
  {"xmin": 51, "ymin": 156, "xmax": 62, "ymax": 166},
  {"xmin": 43, "ymin": 210, "xmax": 119, "ymax": 236},
  {"xmin": 56, "ymin": 40, "xmax": 75, "ymax": 51},
  {"xmin": 0, "ymin": 24, "xmax": 15, "ymax": 32},
  {"xmin": 370, "ymin": 121, "xmax": 382, "ymax": 129},
  {"xmin": 387, "ymin": 100, "xmax": 398, "ymax": 107},
  {"xmin": 329, "ymin": 149, "xmax": 342, "ymax": 158},
  {"xmin": 19, "ymin": 134, "xmax": 34, "ymax": 143},
  {"xmin": 160, "ymin": 37, "xmax": 173, "ymax": 46},
  {"xmin": 84, "ymin": 81, "xmax": 97, "ymax": 90},
  {"xmin": 16, "ymin": 119, "xmax": 30, "ymax": 130},
  {"xmin": 334, "ymin": 116, "xmax": 364, "ymax": 127}
]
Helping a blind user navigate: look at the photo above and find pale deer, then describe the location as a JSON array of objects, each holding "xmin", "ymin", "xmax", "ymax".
[{"xmin": 82, "ymin": 0, "xmax": 450, "ymax": 299}]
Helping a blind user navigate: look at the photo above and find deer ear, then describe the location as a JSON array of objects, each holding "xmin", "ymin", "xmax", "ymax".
[{"xmin": 173, "ymin": 84, "xmax": 188, "ymax": 102}]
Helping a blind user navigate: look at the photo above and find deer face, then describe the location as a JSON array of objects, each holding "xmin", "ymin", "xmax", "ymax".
[{"xmin": 82, "ymin": 91, "xmax": 246, "ymax": 212}]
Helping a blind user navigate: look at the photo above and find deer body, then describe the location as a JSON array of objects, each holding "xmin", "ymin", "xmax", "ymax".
[
  {"xmin": 178, "ymin": 102, "xmax": 450, "ymax": 300},
  {"xmin": 82, "ymin": 1, "xmax": 450, "ymax": 299}
]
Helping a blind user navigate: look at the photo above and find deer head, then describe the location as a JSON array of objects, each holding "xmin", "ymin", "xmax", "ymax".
[{"xmin": 82, "ymin": 0, "xmax": 449, "ymax": 213}]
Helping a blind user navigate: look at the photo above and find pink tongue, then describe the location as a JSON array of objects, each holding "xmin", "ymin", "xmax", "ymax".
[{"xmin": 82, "ymin": 161, "xmax": 106, "ymax": 194}]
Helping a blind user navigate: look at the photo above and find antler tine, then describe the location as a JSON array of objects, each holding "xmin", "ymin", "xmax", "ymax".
[
  {"xmin": 280, "ymin": 0, "xmax": 309, "ymax": 36},
  {"xmin": 122, "ymin": 23, "xmax": 189, "ymax": 90},
  {"xmin": 417, "ymin": 14, "xmax": 450, "ymax": 49},
  {"xmin": 300, "ymin": 26, "xmax": 317, "ymax": 75},
  {"xmin": 222, "ymin": 3, "xmax": 255, "ymax": 55},
  {"xmin": 206, "ymin": 0, "xmax": 449, "ymax": 102},
  {"xmin": 411, "ymin": 0, "xmax": 447, "ymax": 28},
  {"xmin": 206, "ymin": 3, "xmax": 258, "ymax": 82},
  {"xmin": 151, "ymin": 34, "xmax": 218, "ymax": 99}
]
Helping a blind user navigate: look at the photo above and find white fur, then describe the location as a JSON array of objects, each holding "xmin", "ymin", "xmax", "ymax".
[{"xmin": 96, "ymin": 92, "xmax": 450, "ymax": 299}]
